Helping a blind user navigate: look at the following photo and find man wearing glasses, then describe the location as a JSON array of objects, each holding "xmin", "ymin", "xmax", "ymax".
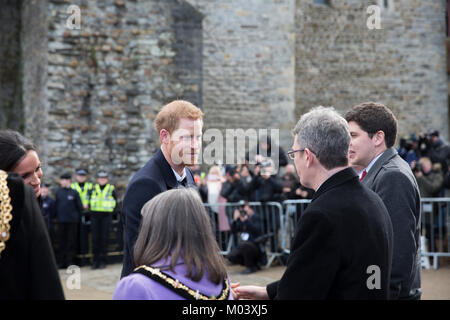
[{"xmin": 234, "ymin": 106, "xmax": 394, "ymax": 300}]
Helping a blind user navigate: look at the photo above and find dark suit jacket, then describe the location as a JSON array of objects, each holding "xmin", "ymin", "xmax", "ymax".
[
  {"xmin": 0, "ymin": 174, "xmax": 65, "ymax": 299},
  {"xmin": 362, "ymin": 148, "xmax": 422, "ymax": 300},
  {"xmin": 121, "ymin": 148, "xmax": 195, "ymax": 277},
  {"xmin": 266, "ymin": 167, "xmax": 393, "ymax": 300}
]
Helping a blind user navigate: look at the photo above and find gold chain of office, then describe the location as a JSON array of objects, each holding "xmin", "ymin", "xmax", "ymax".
[
  {"xmin": 134, "ymin": 265, "xmax": 230, "ymax": 300},
  {"xmin": 0, "ymin": 170, "xmax": 12, "ymax": 258}
]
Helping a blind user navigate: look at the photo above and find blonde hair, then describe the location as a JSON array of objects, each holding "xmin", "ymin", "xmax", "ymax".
[
  {"xmin": 208, "ymin": 165, "xmax": 222, "ymax": 180},
  {"xmin": 418, "ymin": 157, "xmax": 431, "ymax": 167},
  {"xmin": 155, "ymin": 100, "xmax": 203, "ymax": 135}
]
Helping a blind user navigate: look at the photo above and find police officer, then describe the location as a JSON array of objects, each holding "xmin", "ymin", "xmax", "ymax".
[
  {"xmin": 55, "ymin": 172, "xmax": 83, "ymax": 268},
  {"xmin": 71, "ymin": 168, "xmax": 93, "ymax": 213},
  {"xmin": 40, "ymin": 182, "xmax": 55, "ymax": 230},
  {"xmin": 89, "ymin": 170, "xmax": 117, "ymax": 269},
  {"xmin": 71, "ymin": 169, "xmax": 93, "ymax": 265}
]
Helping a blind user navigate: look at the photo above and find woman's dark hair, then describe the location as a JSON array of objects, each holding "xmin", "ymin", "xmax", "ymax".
[
  {"xmin": 133, "ymin": 188, "xmax": 228, "ymax": 284},
  {"xmin": 0, "ymin": 130, "xmax": 37, "ymax": 172}
]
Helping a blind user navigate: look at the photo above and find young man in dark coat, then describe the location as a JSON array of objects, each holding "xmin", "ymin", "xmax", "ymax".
[
  {"xmin": 235, "ymin": 107, "xmax": 394, "ymax": 300},
  {"xmin": 121, "ymin": 100, "xmax": 202, "ymax": 277},
  {"xmin": 346, "ymin": 102, "xmax": 422, "ymax": 300}
]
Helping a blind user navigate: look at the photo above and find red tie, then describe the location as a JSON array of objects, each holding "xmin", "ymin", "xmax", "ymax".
[{"xmin": 360, "ymin": 170, "xmax": 367, "ymax": 182}]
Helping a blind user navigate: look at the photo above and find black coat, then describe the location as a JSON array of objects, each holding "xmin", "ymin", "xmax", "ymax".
[
  {"xmin": 252, "ymin": 175, "xmax": 284, "ymax": 202},
  {"xmin": 266, "ymin": 168, "xmax": 394, "ymax": 300},
  {"xmin": 430, "ymin": 138, "xmax": 450, "ymax": 173},
  {"xmin": 231, "ymin": 212, "xmax": 263, "ymax": 242},
  {"xmin": 121, "ymin": 148, "xmax": 195, "ymax": 277},
  {"xmin": 0, "ymin": 174, "xmax": 64, "ymax": 299},
  {"xmin": 220, "ymin": 178, "xmax": 250, "ymax": 202}
]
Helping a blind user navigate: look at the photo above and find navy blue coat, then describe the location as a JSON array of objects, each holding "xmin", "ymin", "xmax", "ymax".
[
  {"xmin": 120, "ymin": 148, "xmax": 195, "ymax": 277},
  {"xmin": 55, "ymin": 188, "xmax": 83, "ymax": 223}
]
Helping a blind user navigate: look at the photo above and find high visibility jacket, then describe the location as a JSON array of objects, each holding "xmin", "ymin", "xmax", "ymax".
[
  {"xmin": 90, "ymin": 184, "xmax": 116, "ymax": 213},
  {"xmin": 71, "ymin": 182, "xmax": 93, "ymax": 207}
]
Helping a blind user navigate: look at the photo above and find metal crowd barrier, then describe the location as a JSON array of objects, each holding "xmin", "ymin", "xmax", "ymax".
[
  {"xmin": 49, "ymin": 197, "xmax": 449, "ymax": 270},
  {"xmin": 49, "ymin": 211, "xmax": 123, "ymax": 266},
  {"xmin": 280, "ymin": 199, "xmax": 311, "ymax": 255},
  {"xmin": 281, "ymin": 198, "xmax": 450, "ymax": 270},
  {"xmin": 204, "ymin": 201, "xmax": 284, "ymax": 268},
  {"xmin": 420, "ymin": 198, "xmax": 450, "ymax": 269}
]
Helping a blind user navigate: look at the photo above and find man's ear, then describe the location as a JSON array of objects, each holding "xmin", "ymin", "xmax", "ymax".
[
  {"xmin": 160, "ymin": 129, "xmax": 170, "ymax": 145},
  {"xmin": 373, "ymin": 130, "xmax": 386, "ymax": 148},
  {"xmin": 305, "ymin": 148, "xmax": 314, "ymax": 168}
]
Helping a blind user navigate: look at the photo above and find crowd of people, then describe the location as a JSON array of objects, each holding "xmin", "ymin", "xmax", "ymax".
[
  {"xmin": 193, "ymin": 163, "xmax": 314, "ymax": 206},
  {"xmin": 397, "ymin": 130, "xmax": 449, "ymax": 251},
  {"xmin": 398, "ymin": 130, "xmax": 450, "ymax": 194},
  {"xmin": 188, "ymin": 154, "xmax": 316, "ymax": 274},
  {"xmin": 0, "ymin": 99, "xmax": 446, "ymax": 300}
]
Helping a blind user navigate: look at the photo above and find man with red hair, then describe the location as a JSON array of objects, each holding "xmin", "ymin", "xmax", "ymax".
[{"xmin": 121, "ymin": 100, "xmax": 204, "ymax": 277}]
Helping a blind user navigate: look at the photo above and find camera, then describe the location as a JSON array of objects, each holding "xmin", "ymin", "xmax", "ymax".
[
  {"xmin": 260, "ymin": 158, "xmax": 275, "ymax": 176},
  {"xmin": 239, "ymin": 208, "xmax": 247, "ymax": 217},
  {"xmin": 413, "ymin": 163, "xmax": 422, "ymax": 173}
]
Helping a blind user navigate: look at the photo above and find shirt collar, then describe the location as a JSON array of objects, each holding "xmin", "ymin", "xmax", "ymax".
[
  {"xmin": 359, "ymin": 151, "xmax": 385, "ymax": 178},
  {"xmin": 171, "ymin": 167, "xmax": 187, "ymax": 182}
]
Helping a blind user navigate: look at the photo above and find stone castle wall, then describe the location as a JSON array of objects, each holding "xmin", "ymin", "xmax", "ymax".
[
  {"xmin": 0, "ymin": 0, "xmax": 447, "ymax": 197},
  {"xmin": 295, "ymin": 0, "xmax": 448, "ymax": 140},
  {"xmin": 187, "ymin": 0, "xmax": 296, "ymax": 160},
  {"xmin": 43, "ymin": 0, "xmax": 201, "ymax": 193}
]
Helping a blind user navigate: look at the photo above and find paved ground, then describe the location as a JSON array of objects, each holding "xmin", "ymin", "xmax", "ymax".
[{"xmin": 59, "ymin": 258, "xmax": 450, "ymax": 300}]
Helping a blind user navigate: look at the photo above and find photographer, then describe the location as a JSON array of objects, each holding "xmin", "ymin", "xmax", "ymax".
[
  {"xmin": 220, "ymin": 166, "xmax": 249, "ymax": 202},
  {"xmin": 245, "ymin": 136, "xmax": 288, "ymax": 169},
  {"xmin": 413, "ymin": 157, "xmax": 443, "ymax": 197},
  {"xmin": 418, "ymin": 132, "xmax": 433, "ymax": 159},
  {"xmin": 226, "ymin": 202, "xmax": 266, "ymax": 274},
  {"xmin": 398, "ymin": 134, "xmax": 420, "ymax": 166},
  {"xmin": 281, "ymin": 164, "xmax": 314, "ymax": 200},
  {"xmin": 429, "ymin": 130, "xmax": 450, "ymax": 174},
  {"xmin": 251, "ymin": 159, "xmax": 284, "ymax": 202},
  {"xmin": 414, "ymin": 157, "xmax": 446, "ymax": 252}
]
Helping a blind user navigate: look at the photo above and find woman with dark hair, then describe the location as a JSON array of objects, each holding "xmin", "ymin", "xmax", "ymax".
[
  {"xmin": 0, "ymin": 130, "xmax": 43, "ymax": 197},
  {"xmin": 0, "ymin": 170, "xmax": 64, "ymax": 299},
  {"xmin": 113, "ymin": 188, "xmax": 233, "ymax": 300}
]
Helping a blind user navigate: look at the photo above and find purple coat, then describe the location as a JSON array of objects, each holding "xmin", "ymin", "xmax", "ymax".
[{"xmin": 113, "ymin": 257, "xmax": 233, "ymax": 300}]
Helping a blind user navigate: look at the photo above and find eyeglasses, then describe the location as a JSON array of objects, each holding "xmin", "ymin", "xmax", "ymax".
[{"xmin": 286, "ymin": 148, "xmax": 305, "ymax": 160}]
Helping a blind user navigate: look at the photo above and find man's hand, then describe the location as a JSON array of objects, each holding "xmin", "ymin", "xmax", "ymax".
[
  {"xmin": 255, "ymin": 154, "xmax": 265, "ymax": 164},
  {"xmin": 234, "ymin": 285, "xmax": 270, "ymax": 300},
  {"xmin": 283, "ymin": 187, "xmax": 291, "ymax": 193}
]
